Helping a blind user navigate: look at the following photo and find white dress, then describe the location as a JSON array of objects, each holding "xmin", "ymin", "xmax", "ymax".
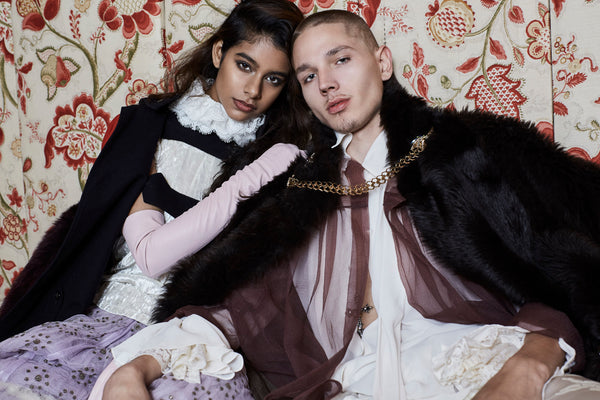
[{"xmin": 94, "ymin": 81, "xmax": 262, "ymax": 325}]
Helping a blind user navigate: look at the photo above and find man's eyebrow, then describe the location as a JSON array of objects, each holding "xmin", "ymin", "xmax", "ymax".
[
  {"xmin": 295, "ymin": 45, "xmax": 353, "ymax": 75},
  {"xmin": 326, "ymin": 45, "xmax": 352, "ymax": 57}
]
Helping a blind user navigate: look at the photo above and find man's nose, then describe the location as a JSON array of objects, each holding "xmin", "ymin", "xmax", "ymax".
[{"xmin": 319, "ymin": 70, "xmax": 337, "ymax": 94}]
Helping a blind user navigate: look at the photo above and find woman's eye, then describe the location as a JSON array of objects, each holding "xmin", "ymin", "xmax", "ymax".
[
  {"xmin": 266, "ymin": 75, "xmax": 283, "ymax": 86},
  {"xmin": 336, "ymin": 57, "xmax": 349, "ymax": 65},
  {"xmin": 237, "ymin": 61, "xmax": 251, "ymax": 71}
]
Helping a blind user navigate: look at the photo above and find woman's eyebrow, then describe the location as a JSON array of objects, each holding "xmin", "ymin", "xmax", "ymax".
[
  {"xmin": 235, "ymin": 52, "xmax": 288, "ymax": 77},
  {"xmin": 234, "ymin": 52, "xmax": 258, "ymax": 67}
]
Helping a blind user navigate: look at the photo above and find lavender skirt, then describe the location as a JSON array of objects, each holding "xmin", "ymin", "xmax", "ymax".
[{"xmin": 0, "ymin": 307, "xmax": 254, "ymax": 399}]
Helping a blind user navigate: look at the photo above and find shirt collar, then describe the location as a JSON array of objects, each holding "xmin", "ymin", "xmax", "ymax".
[{"xmin": 333, "ymin": 130, "xmax": 388, "ymax": 177}]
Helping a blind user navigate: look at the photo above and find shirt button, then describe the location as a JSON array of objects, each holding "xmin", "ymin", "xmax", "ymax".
[{"xmin": 54, "ymin": 290, "xmax": 63, "ymax": 301}]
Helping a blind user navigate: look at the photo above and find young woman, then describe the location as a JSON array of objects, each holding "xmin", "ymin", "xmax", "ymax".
[{"xmin": 0, "ymin": 1, "xmax": 309, "ymax": 399}]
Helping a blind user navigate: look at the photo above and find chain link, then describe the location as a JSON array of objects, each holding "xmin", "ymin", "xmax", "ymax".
[{"xmin": 287, "ymin": 128, "xmax": 432, "ymax": 196}]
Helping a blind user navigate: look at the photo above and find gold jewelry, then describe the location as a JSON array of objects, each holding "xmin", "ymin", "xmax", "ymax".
[{"xmin": 287, "ymin": 128, "xmax": 432, "ymax": 196}]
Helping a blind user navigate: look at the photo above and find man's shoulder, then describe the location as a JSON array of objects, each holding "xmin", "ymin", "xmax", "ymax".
[{"xmin": 436, "ymin": 106, "xmax": 545, "ymax": 147}]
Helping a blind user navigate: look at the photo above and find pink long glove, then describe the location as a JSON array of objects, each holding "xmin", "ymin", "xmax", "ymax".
[{"xmin": 123, "ymin": 143, "xmax": 303, "ymax": 278}]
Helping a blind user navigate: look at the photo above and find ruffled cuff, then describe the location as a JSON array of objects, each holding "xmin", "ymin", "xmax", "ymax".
[
  {"xmin": 111, "ymin": 314, "xmax": 243, "ymax": 383},
  {"xmin": 432, "ymin": 324, "xmax": 577, "ymax": 398},
  {"xmin": 432, "ymin": 325, "xmax": 527, "ymax": 397}
]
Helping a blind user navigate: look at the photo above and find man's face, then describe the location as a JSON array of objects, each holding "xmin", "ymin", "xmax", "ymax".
[{"xmin": 293, "ymin": 22, "xmax": 389, "ymax": 138}]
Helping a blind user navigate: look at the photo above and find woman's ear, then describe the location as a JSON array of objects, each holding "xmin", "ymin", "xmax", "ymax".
[
  {"xmin": 376, "ymin": 45, "xmax": 394, "ymax": 81},
  {"xmin": 211, "ymin": 40, "xmax": 224, "ymax": 69}
]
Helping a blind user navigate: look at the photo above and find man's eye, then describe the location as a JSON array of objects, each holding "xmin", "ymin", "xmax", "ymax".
[{"xmin": 303, "ymin": 73, "xmax": 315, "ymax": 84}]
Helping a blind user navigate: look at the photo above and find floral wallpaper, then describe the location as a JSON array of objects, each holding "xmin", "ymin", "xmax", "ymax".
[{"xmin": 0, "ymin": 0, "xmax": 599, "ymax": 303}]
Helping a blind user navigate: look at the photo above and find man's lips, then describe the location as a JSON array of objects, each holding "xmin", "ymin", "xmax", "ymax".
[
  {"xmin": 327, "ymin": 98, "xmax": 349, "ymax": 114},
  {"xmin": 234, "ymin": 98, "xmax": 256, "ymax": 112}
]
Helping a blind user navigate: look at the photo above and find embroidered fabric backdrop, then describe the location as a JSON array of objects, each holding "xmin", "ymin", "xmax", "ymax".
[{"xmin": 0, "ymin": 0, "xmax": 599, "ymax": 303}]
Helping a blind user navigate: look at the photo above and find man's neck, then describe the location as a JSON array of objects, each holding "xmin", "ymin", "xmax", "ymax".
[{"xmin": 346, "ymin": 128, "xmax": 381, "ymax": 164}]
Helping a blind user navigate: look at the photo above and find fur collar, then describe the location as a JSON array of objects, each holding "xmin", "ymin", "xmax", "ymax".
[{"xmin": 155, "ymin": 80, "xmax": 600, "ymax": 379}]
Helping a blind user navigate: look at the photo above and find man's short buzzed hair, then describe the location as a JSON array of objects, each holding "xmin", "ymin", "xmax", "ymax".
[{"xmin": 292, "ymin": 10, "xmax": 379, "ymax": 51}]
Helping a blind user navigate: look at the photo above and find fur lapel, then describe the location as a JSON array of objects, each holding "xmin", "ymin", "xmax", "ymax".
[
  {"xmin": 155, "ymin": 79, "xmax": 600, "ymax": 379},
  {"xmin": 0, "ymin": 205, "xmax": 78, "ymax": 317},
  {"xmin": 153, "ymin": 121, "xmax": 342, "ymax": 322}
]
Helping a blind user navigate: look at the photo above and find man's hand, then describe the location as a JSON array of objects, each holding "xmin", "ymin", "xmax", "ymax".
[
  {"xmin": 103, "ymin": 355, "xmax": 162, "ymax": 400},
  {"xmin": 472, "ymin": 333, "xmax": 564, "ymax": 400}
]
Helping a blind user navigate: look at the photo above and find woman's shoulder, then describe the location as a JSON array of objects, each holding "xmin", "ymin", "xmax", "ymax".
[{"xmin": 137, "ymin": 94, "xmax": 179, "ymax": 111}]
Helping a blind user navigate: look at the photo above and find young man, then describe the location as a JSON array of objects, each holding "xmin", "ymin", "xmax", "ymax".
[{"xmin": 99, "ymin": 10, "xmax": 600, "ymax": 400}]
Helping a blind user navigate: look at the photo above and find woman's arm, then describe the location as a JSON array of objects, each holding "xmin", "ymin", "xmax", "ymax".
[
  {"xmin": 101, "ymin": 355, "xmax": 161, "ymax": 400},
  {"xmin": 123, "ymin": 143, "xmax": 303, "ymax": 277},
  {"xmin": 473, "ymin": 333, "xmax": 565, "ymax": 400}
]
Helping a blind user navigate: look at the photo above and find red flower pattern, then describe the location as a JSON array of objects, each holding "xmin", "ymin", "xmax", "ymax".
[
  {"xmin": 7, "ymin": 188, "xmax": 23, "ymax": 208},
  {"xmin": 0, "ymin": 126, "xmax": 3, "ymax": 163},
  {"xmin": 17, "ymin": 62, "xmax": 33, "ymax": 114},
  {"xmin": 526, "ymin": 11, "xmax": 551, "ymax": 64},
  {"xmin": 44, "ymin": 94, "xmax": 112, "ymax": 169},
  {"xmin": 295, "ymin": 0, "xmax": 335, "ymax": 14},
  {"xmin": 2, "ymin": 259, "xmax": 16, "ymax": 270},
  {"xmin": 0, "ymin": 15, "xmax": 14, "ymax": 65},
  {"xmin": 567, "ymin": 147, "xmax": 600, "ymax": 166},
  {"xmin": 98, "ymin": 0, "xmax": 162, "ymax": 39},
  {"xmin": 159, "ymin": 29, "xmax": 184, "ymax": 71},
  {"xmin": 465, "ymin": 64, "xmax": 526, "ymax": 119},
  {"xmin": 2, "ymin": 214, "xmax": 23, "ymax": 242},
  {"xmin": 347, "ymin": 0, "xmax": 381, "ymax": 26},
  {"xmin": 173, "ymin": 0, "xmax": 201, "ymax": 4},
  {"xmin": 18, "ymin": 0, "xmax": 61, "ymax": 31},
  {"xmin": 535, "ymin": 121, "xmax": 554, "ymax": 141},
  {"xmin": 125, "ymin": 79, "xmax": 158, "ymax": 106},
  {"xmin": 426, "ymin": 0, "xmax": 475, "ymax": 48}
]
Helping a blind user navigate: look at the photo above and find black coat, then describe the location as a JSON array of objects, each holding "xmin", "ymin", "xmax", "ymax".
[
  {"xmin": 0, "ymin": 99, "xmax": 165, "ymax": 340},
  {"xmin": 0, "ymin": 97, "xmax": 241, "ymax": 340},
  {"xmin": 156, "ymin": 79, "xmax": 600, "ymax": 379}
]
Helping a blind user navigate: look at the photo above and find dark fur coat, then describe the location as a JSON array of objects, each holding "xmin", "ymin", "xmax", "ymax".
[{"xmin": 155, "ymin": 78, "xmax": 600, "ymax": 379}]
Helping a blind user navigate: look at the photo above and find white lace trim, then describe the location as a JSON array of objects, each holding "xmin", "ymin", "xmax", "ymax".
[
  {"xmin": 432, "ymin": 325, "xmax": 527, "ymax": 398},
  {"xmin": 170, "ymin": 80, "xmax": 264, "ymax": 147},
  {"xmin": 111, "ymin": 314, "xmax": 244, "ymax": 383},
  {"xmin": 140, "ymin": 344, "xmax": 243, "ymax": 383}
]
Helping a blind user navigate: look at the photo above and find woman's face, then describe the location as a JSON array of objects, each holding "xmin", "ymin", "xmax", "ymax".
[{"xmin": 208, "ymin": 38, "xmax": 290, "ymax": 122}]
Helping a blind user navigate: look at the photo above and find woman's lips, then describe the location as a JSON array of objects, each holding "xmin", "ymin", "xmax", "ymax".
[{"xmin": 234, "ymin": 98, "xmax": 256, "ymax": 113}]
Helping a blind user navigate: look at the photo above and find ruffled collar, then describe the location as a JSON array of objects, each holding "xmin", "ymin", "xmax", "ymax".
[{"xmin": 170, "ymin": 80, "xmax": 264, "ymax": 147}]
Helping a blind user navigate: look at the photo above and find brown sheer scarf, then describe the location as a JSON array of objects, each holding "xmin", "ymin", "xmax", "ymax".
[{"xmin": 185, "ymin": 159, "xmax": 583, "ymax": 399}]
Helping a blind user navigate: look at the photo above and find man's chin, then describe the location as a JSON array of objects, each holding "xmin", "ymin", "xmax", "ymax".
[{"xmin": 318, "ymin": 116, "xmax": 356, "ymax": 134}]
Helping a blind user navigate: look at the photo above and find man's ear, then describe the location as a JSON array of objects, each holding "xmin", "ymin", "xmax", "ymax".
[
  {"xmin": 376, "ymin": 45, "xmax": 394, "ymax": 81},
  {"xmin": 211, "ymin": 40, "xmax": 224, "ymax": 69}
]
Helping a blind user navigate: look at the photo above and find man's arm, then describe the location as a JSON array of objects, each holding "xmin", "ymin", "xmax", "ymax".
[
  {"xmin": 473, "ymin": 333, "xmax": 564, "ymax": 400},
  {"xmin": 102, "ymin": 355, "xmax": 161, "ymax": 400}
]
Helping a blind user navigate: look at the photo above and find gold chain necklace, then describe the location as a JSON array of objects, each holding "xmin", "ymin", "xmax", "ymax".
[{"xmin": 287, "ymin": 128, "xmax": 433, "ymax": 196}]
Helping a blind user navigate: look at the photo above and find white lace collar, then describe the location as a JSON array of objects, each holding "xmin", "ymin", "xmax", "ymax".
[{"xmin": 170, "ymin": 80, "xmax": 264, "ymax": 147}]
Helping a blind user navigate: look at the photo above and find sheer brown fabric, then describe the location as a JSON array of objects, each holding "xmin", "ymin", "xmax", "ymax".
[{"xmin": 180, "ymin": 159, "xmax": 583, "ymax": 399}]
